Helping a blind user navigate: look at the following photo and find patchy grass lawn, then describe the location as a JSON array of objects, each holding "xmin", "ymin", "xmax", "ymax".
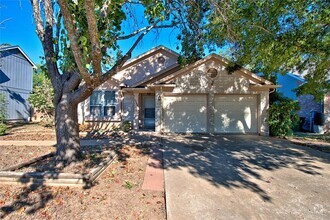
[
  {"xmin": 0, "ymin": 122, "xmax": 56, "ymax": 141},
  {"xmin": 293, "ymin": 132, "xmax": 330, "ymax": 143},
  {"xmin": 0, "ymin": 123, "xmax": 165, "ymax": 219}
]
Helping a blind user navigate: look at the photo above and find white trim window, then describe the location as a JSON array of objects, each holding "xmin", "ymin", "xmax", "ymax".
[{"xmin": 90, "ymin": 90, "xmax": 117, "ymax": 118}]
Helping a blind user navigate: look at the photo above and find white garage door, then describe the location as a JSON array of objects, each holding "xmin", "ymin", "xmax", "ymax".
[
  {"xmin": 163, "ymin": 95, "xmax": 207, "ymax": 132},
  {"xmin": 214, "ymin": 95, "xmax": 258, "ymax": 133}
]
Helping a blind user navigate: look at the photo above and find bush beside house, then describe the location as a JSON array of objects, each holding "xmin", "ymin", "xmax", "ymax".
[
  {"xmin": 0, "ymin": 93, "xmax": 7, "ymax": 135},
  {"xmin": 269, "ymin": 96, "xmax": 300, "ymax": 137}
]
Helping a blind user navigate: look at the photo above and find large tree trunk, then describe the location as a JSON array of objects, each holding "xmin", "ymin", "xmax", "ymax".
[{"xmin": 55, "ymin": 94, "xmax": 81, "ymax": 167}]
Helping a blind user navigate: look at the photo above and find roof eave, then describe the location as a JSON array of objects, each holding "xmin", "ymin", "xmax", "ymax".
[{"xmin": 0, "ymin": 46, "xmax": 37, "ymax": 68}]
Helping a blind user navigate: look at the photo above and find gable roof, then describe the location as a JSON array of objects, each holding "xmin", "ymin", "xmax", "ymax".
[
  {"xmin": 285, "ymin": 73, "xmax": 305, "ymax": 82},
  {"xmin": 155, "ymin": 53, "xmax": 274, "ymax": 86},
  {"xmin": 0, "ymin": 46, "xmax": 37, "ymax": 68},
  {"xmin": 120, "ymin": 45, "xmax": 179, "ymax": 70},
  {"xmin": 136, "ymin": 64, "xmax": 181, "ymax": 87},
  {"xmin": 115, "ymin": 45, "xmax": 180, "ymax": 87}
]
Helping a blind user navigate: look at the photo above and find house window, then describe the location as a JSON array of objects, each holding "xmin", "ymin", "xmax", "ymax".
[{"xmin": 90, "ymin": 91, "xmax": 117, "ymax": 117}]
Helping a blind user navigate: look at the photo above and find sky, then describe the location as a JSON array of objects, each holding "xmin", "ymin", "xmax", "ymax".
[{"xmin": 0, "ymin": 0, "xmax": 182, "ymax": 65}]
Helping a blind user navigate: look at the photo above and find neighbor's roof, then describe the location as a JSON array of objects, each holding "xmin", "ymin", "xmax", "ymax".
[
  {"xmin": 0, "ymin": 45, "xmax": 36, "ymax": 68},
  {"xmin": 286, "ymin": 73, "xmax": 305, "ymax": 82}
]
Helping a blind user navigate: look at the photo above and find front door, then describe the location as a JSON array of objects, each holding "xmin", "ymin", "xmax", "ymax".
[{"xmin": 143, "ymin": 95, "xmax": 155, "ymax": 129}]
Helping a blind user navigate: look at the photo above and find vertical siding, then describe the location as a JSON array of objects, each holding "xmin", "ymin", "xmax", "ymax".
[{"xmin": 0, "ymin": 49, "xmax": 33, "ymax": 120}]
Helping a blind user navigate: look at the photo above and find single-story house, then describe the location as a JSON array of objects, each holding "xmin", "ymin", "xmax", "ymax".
[
  {"xmin": 0, "ymin": 45, "xmax": 35, "ymax": 121},
  {"xmin": 78, "ymin": 46, "xmax": 278, "ymax": 135},
  {"xmin": 277, "ymin": 73, "xmax": 330, "ymax": 133}
]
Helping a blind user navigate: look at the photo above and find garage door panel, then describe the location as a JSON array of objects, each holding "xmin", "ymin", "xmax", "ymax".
[
  {"xmin": 214, "ymin": 96, "xmax": 257, "ymax": 133},
  {"xmin": 163, "ymin": 95, "xmax": 207, "ymax": 132}
]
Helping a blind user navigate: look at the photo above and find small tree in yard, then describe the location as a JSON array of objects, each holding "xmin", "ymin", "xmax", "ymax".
[
  {"xmin": 0, "ymin": 93, "xmax": 7, "ymax": 135},
  {"xmin": 28, "ymin": 65, "xmax": 55, "ymax": 126},
  {"xmin": 30, "ymin": 0, "xmax": 329, "ymax": 166},
  {"xmin": 268, "ymin": 96, "xmax": 300, "ymax": 137}
]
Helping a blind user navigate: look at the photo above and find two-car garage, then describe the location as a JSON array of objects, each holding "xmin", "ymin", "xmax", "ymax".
[{"xmin": 162, "ymin": 94, "xmax": 258, "ymax": 134}]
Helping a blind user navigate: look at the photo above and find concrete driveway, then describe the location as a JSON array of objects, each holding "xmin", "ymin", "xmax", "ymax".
[{"xmin": 161, "ymin": 134, "xmax": 330, "ymax": 220}]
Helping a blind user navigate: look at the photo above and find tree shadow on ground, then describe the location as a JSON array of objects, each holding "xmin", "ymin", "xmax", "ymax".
[
  {"xmin": 156, "ymin": 134, "xmax": 330, "ymax": 202},
  {"xmin": 0, "ymin": 131, "xmax": 159, "ymax": 218}
]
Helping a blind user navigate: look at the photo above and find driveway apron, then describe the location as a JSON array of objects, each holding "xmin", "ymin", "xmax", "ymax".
[{"xmin": 162, "ymin": 134, "xmax": 330, "ymax": 220}]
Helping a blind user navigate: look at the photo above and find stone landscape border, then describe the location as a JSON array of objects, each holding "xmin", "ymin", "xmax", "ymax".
[{"xmin": 0, "ymin": 150, "xmax": 117, "ymax": 186}]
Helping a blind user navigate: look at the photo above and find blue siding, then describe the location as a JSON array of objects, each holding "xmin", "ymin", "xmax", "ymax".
[
  {"xmin": 0, "ymin": 48, "xmax": 33, "ymax": 120},
  {"xmin": 277, "ymin": 74, "xmax": 303, "ymax": 100}
]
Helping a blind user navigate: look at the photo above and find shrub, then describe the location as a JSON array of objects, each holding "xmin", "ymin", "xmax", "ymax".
[
  {"xmin": 0, "ymin": 123, "xmax": 6, "ymax": 135},
  {"xmin": 40, "ymin": 117, "xmax": 54, "ymax": 127},
  {"xmin": 269, "ymin": 98, "xmax": 300, "ymax": 137},
  {"xmin": 28, "ymin": 66, "xmax": 54, "ymax": 127},
  {"xmin": 0, "ymin": 94, "xmax": 7, "ymax": 135},
  {"xmin": 120, "ymin": 120, "xmax": 132, "ymax": 132},
  {"xmin": 0, "ymin": 93, "xmax": 7, "ymax": 123}
]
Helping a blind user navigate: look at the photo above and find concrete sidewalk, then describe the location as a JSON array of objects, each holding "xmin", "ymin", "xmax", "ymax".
[{"xmin": 162, "ymin": 134, "xmax": 330, "ymax": 220}]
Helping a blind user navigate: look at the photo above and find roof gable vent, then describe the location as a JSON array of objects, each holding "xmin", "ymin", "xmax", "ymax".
[{"xmin": 207, "ymin": 68, "xmax": 218, "ymax": 79}]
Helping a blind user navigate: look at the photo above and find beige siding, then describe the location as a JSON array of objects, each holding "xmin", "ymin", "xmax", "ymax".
[
  {"xmin": 122, "ymin": 93, "xmax": 134, "ymax": 121},
  {"xmin": 114, "ymin": 50, "xmax": 178, "ymax": 86},
  {"xmin": 173, "ymin": 60, "xmax": 250, "ymax": 94},
  {"xmin": 259, "ymin": 92, "xmax": 269, "ymax": 135}
]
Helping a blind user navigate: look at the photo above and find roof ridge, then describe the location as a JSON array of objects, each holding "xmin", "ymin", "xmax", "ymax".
[{"xmin": 0, "ymin": 46, "xmax": 36, "ymax": 68}]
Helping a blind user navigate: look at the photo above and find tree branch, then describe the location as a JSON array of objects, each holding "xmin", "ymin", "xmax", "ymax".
[
  {"xmin": 0, "ymin": 18, "xmax": 12, "ymax": 27},
  {"xmin": 117, "ymin": 23, "xmax": 177, "ymax": 40},
  {"xmin": 72, "ymin": 24, "xmax": 156, "ymax": 103},
  {"xmin": 63, "ymin": 72, "xmax": 82, "ymax": 93},
  {"xmin": 31, "ymin": 0, "xmax": 63, "ymax": 105},
  {"xmin": 84, "ymin": 0, "xmax": 102, "ymax": 82},
  {"xmin": 58, "ymin": 0, "xmax": 92, "ymax": 85},
  {"xmin": 99, "ymin": 25, "xmax": 155, "ymax": 83},
  {"xmin": 30, "ymin": 0, "xmax": 44, "ymax": 40},
  {"xmin": 125, "ymin": 0, "xmax": 143, "ymax": 5},
  {"xmin": 55, "ymin": 11, "xmax": 62, "ymax": 58}
]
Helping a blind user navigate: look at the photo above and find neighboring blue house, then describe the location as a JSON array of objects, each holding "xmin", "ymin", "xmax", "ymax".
[
  {"xmin": 277, "ymin": 73, "xmax": 329, "ymax": 133},
  {"xmin": 0, "ymin": 46, "xmax": 36, "ymax": 121},
  {"xmin": 277, "ymin": 73, "xmax": 305, "ymax": 99}
]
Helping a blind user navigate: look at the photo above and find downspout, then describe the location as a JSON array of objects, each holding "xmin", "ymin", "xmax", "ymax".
[{"xmin": 269, "ymin": 88, "xmax": 276, "ymax": 94}]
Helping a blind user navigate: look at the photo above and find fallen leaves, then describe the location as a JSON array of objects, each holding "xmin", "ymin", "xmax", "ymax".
[
  {"xmin": 17, "ymin": 206, "xmax": 25, "ymax": 214},
  {"xmin": 0, "ymin": 125, "xmax": 165, "ymax": 219}
]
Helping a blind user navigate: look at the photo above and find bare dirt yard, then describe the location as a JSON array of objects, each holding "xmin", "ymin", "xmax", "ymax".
[
  {"xmin": 0, "ymin": 123, "xmax": 56, "ymax": 141},
  {"xmin": 0, "ymin": 123, "xmax": 165, "ymax": 219}
]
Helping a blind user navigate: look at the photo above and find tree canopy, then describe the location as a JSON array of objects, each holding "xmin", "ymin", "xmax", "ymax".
[{"xmin": 176, "ymin": 0, "xmax": 329, "ymax": 100}]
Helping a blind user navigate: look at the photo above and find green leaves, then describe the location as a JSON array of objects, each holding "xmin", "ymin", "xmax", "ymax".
[
  {"xmin": 79, "ymin": 36, "xmax": 87, "ymax": 46},
  {"xmin": 28, "ymin": 66, "xmax": 54, "ymax": 121},
  {"xmin": 204, "ymin": 0, "xmax": 329, "ymax": 97},
  {"xmin": 143, "ymin": 0, "xmax": 166, "ymax": 22},
  {"xmin": 269, "ymin": 97, "xmax": 300, "ymax": 137},
  {"xmin": 0, "ymin": 93, "xmax": 7, "ymax": 124}
]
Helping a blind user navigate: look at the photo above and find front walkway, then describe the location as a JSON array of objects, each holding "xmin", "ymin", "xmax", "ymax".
[{"xmin": 161, "ymin": 134, "xmax": 330, "ymax": 220}]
